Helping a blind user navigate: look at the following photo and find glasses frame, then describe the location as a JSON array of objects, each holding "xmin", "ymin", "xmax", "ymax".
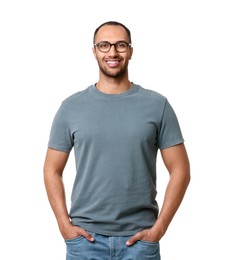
[{"xmin": 94, "ymin": 41, "xmax": 132, "ymax": 53}]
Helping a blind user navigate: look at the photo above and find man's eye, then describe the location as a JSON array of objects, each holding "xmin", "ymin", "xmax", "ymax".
[
  {"xmin": 117, "ymin": 42, "xmax": 127, "ymax": 48},
  {"xmin": 99, "ymin": 43, "xmax": 109, "ymax": 48}
]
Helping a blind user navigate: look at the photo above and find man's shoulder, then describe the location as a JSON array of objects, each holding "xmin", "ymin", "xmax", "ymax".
[
  {"xmin": 136, "ymin": 84, "xmax": 167, "ymax": 102},
  {"xmin": 62, "ymin": 85, "xmax": 93, "ymax": 104}
]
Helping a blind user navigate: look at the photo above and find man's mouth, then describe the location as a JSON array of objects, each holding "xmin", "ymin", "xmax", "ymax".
[{"xmin": 106, "ymin": 60, "xmax": 121, "ymax": 67}]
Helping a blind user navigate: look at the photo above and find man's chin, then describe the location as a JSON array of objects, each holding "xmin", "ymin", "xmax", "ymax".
[{"xmin": 101, "ymin": 68, "xmax": 126, "ymax": 78}]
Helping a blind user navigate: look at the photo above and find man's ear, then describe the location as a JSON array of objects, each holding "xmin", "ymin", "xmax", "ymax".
[
  {"xmin": 92, "ymin": 47, "xmax": 97, "ymax": 59},
  {"xmin": 129, "ymin": 47, "xmax": 133, "ymax": 60}
]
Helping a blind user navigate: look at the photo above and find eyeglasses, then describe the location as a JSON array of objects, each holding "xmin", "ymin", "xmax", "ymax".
[{"xmin": 94, "ymin": 41, "xmax": 131, "ymax": 53}]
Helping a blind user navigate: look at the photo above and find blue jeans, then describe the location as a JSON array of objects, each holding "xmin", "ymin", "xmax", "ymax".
[{"xmin": 65, "ymin": 232, "xmax": 161, "ymax": 260}]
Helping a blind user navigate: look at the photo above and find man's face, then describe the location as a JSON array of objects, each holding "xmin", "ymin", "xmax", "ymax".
[{"xmin": 93, "ymin": 25, "xmax": 133, "ymax": 78}]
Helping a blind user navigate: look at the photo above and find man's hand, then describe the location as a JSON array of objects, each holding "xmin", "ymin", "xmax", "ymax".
[
  {"xmin": 126, "ymin": 229, "xmax": 162, "ymax": 246},
  {"xmin": 60, "ymin": 222, "xmax": 94, "ymax": 242}
]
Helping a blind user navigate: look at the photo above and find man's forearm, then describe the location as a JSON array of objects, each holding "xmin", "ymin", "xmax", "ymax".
[
  {"xmin": 44, "ymin": 171, "xmax": 70, "ymax": 229},
  {"xmin": 152, "ymin": 167, "xmax": 191, "ymax": 238}
]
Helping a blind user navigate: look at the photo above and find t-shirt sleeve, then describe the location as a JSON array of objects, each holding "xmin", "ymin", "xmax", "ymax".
[
  {"xmin": 48, "ymin": 102, "xmax": 73, "ymax": 153},
  {"xmin": 157, "ymin": 99, "xmax": 184, "ymax": 150}
]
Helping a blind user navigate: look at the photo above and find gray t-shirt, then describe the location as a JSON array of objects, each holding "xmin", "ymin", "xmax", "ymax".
[{"xmin": 48, "ymin": 84, "xmax": 184, "ymax": 236}]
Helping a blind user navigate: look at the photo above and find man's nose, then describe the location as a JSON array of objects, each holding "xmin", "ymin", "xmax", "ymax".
[{"xmin": 108, "ymin": 44, "xmax": 118, "ymax": 54}]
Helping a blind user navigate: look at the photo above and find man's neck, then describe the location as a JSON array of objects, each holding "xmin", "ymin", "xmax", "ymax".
[{"xmin": 96, "ymin": 79, "xmax": 132, "ymax": 95}]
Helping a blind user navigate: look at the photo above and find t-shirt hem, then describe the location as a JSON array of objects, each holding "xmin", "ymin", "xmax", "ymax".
[
  {"xmin": 71, "ymin": 222, "xmax": 148, "ymax": 237},
  {"xmin": 48, "ymin": 144, "xmax": 71, "ymax": 153},
  {"xmin": 159, "ymin": 138, "xmax": 184, "ymax": 150}
]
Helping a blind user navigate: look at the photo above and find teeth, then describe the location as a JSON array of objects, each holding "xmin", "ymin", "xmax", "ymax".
[{"xmin": 107, "ymin": 61, "xmax": 118, "ymax": 64}]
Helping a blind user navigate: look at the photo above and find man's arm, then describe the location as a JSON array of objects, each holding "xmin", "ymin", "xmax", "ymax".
[
  {"xmin": 43, "ymin": 148, "xmax": 94, "ymax": 241},
  {"xmin": 126, "ymin": 143, "xmax": 190, "ymax": 245}
]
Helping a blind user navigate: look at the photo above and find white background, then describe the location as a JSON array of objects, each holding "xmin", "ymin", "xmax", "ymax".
[{"xmin": 0, "ymin": 0, "xmax": 231, "ymax": 259}]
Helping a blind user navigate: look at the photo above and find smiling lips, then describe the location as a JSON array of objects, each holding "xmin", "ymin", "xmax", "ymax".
[{"xmin": 106, "ymin": 60, "xmax": 121, "ymax": 68}]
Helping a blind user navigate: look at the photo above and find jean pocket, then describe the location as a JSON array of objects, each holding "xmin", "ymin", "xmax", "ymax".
[
  {"xmin": 136, "ymin": 240, "xmax": 160, "ymax": 258},
  {"xmin": 138, "ymin": 240, "xmax": 159, "ymax": 245},
  {"xmin": 65, "ymin": 235, "xmax": 84, "ymax": 243}
]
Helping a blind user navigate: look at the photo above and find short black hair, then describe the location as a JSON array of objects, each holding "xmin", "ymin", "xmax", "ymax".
[{"xmin": 93, "ymin": 21, "xmax": 132, "ymax": 44}]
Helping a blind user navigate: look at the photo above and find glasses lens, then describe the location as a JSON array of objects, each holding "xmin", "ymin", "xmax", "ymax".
[
  {"xmin": 98, "ymin": 42, "xmax": 110, "ymax": 52},
  {"xmin": 116, "ymin": 42, "xmax": 128, "ymax": 52}
]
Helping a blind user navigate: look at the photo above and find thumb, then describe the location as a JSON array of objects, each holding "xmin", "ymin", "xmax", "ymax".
[
  {"xmin": 76, "ymin": 227, "xmax": 95, "ymax": 242},
  {"xmin": 126, "ymin": 232, "xmax": 142, "ymax": 246}
]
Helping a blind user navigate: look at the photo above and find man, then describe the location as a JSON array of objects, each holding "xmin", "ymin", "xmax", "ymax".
[{"xmin": 44, "ymin": 21, "xmax": 190, "ymax": 260}]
